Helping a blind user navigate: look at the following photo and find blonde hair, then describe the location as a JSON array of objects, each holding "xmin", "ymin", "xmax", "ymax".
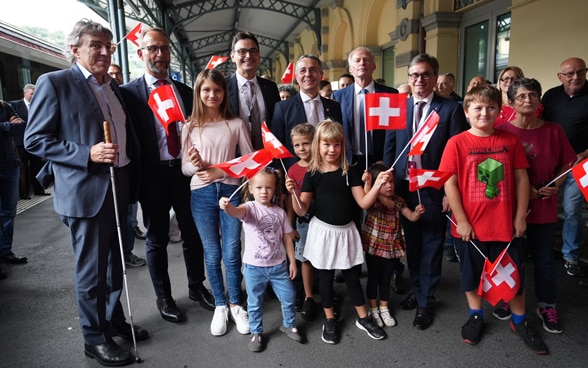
[
  {"xmin": 308, "ymin": 120, "xmax": 349, "ymax": 175},
  {"xmin": 241, "ymin": 168, "xmax": 283, "ymax": 205}
]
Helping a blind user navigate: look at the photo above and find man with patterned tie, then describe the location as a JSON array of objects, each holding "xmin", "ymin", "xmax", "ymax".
[
  {"xmin": 120, "ymin": 27, "xmax": 215, "ymax": 324},
  {"xmin": 383, "ymin": 54, "xmax": 468, "ymax": 330}
]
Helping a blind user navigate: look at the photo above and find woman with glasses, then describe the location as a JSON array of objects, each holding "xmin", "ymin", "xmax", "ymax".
[
  {"xmin": 496, "ymin": 66, "xmax": 525, "ymax": 126},
  {"xmin": 494, "ymin": 78, "xmax": 576, "ymax": 334}
]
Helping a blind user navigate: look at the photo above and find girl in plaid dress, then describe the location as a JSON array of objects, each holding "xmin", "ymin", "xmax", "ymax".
[{"xmin": 361, "ymin": 163, "xmax": 425, "ymax": 328}]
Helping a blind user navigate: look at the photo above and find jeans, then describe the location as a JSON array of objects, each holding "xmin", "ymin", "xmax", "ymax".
[
  {"xmin": 243, "ymin": 262, "xmax": 296, "ymax": 334},
  {"xmin": 526, "ymin": 223, "xmax": 557, "ymax": 304},
  {"xmin": 561, "ymin": 173, "xmax": 585, "ymax": 262},
  {"xmin": 0, "ymin": 167, "xmax": 19, "ymax": 256},
  {"xmin": 124, "ymin": 203, "xmax": 138, "ymax": 256},
  {"xmin": 191, "ymin": 183, "xmax": 242, "ymax": 306}
]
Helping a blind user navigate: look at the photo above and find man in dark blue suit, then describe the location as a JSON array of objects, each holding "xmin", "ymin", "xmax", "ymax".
[
  {"xmin": 227, "ymin": 31, "xmax": 281, "ymax": 150},
  {"xmin": 24, "ymin": 19, "xmax": 147, "ymax": 366},
  {"xmin": 271, "ymin": 54, "xmax": 343, "ymax": 169},
  {"xmin": 332, "ymin": 46, "xmax": 398, "ymax": 173},
  {"xmin": 120, "ymin": 27, "xmax": 214, "ymax": 324},
  {"xmin": 383, "ymin": 54, "xmax": 468, "ymax": 330}
]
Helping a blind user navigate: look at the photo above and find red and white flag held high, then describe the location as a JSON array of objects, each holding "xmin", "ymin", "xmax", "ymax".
[
  {"xmin": 407, "ymin": 110, "xmax": 440, "ymax": 156},
  {"xmin": 477, "ymin": 248, "xmax": 520, "ymax": 306},
  {"xmin": 148, "ymin": 85, "xmax": 185, "ymax": 134},
  {"xmin": 281, "ymin": 63, "xmax": 294, "ymax": 84},
  {"xmin": 206, "ymin": 55, "xmax": 229, "ymax": 69},
  {"xmin": 365, "ymin": 93, "xmax": 407, "ymax": 131},
  {"xmin": 572, "ymin": 157, "xmax": 588, "ymax": 201},
  {"xmin": 408, "ymin": 168, "xmax": 452, "ymax": 192},
  {"xmin": 211, "ymin": 149, "xmax": 274, "ymax": 179},
  {"xmin": 261, "ymin": 122, "xmax": 293, "ymax": 159},
  {"xmin": 124, "ymin": 23, "xmax": 143, "ymax": 47}
]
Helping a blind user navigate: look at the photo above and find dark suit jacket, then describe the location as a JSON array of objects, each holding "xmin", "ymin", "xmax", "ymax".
[
  {"xmin": 383, "ymin": 93, "xmax": 468, "ymax": 201},
  {"xmin": 227, "ymin": 74, "xmax": 281, "ymax": 150},
  {"xmin": 24, "ymin": 64, "xmax": 140, "ymax": 217},
  {"xmin": 120, "ymin": 76, "xmax": 193, "ymax": 201},
  {"xmin": 8, "ymin": 99, "xmax": 28, "ymax": 147},
  {"xmin": 332, "ymin": 82, "xmax": 398, "ymax": 163},
  {"xmin": 271, "ymin": 93, "xmax": 343, "ymax": 168}
]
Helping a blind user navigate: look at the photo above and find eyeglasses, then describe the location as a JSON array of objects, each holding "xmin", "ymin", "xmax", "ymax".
[
  {"xmin": 408, "ymin": 73, "xmax": 433, "ymax": 80},
  {"xmin": 558, "ymin": 68, "xmax": 588, "ymax": 78},
  {"xmin": 234, "ymin": 48, "xmax": 259, "ymax": 57},
  {"xmin": 500, "ymin": 76, "xmax": 515, "ymax": 82},
  {"xmin": 141, "ymin": 45, "xmax": 171, "ymax": 54},
  {"xmin": 514, "ymin": 92, "xmax": 539, "ymax": 101}
]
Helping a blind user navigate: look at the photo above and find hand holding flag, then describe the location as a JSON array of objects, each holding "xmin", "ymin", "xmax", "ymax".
[{"xmin": 148, "ymin": 85, "xmax": 185, "ymax": 134}]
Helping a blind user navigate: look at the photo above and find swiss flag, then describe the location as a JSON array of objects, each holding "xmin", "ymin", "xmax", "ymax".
[
  {"xmin": 572, "ymin": 157, "xmax": 588, "ymax": 201},
  {"xmin": 124, "ymin": 23, "xmax": 143, "ymax": 47},
  {"xmin": 477, "ymin": 248, "xmax": 520, "ymax": 306},
  {"xmin": 407, "ymin": 110, "xmax": 440, "ymax": 156},
  {"xmin": 365, "ymin": 93, "xmax": 407, "ymax": 131},
  {"xmin": 211, "ymin": 149, "xmax": 274, "ymax": 179},
  {"xmin": 261, "ymin": 122, "xmax": 293, "ymax": 159},
  {"xmin": 281, "ymin": 63, "xmax": 294, "ymax": 84},
  {"xmin": 148, "ymin": 85, "xmax": 185, "ymax": 134},
  {"xmin": 206, "ymin": 55, "xmax": 229, "ymax": 69},
  {"xmin": 409, "ymin": 168, "xmax": 452, "ymax": 191}
]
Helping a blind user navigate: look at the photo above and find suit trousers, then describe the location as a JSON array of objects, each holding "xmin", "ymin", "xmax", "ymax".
[
  {"xmin": 141, "ymin": 164, "xmax": 206, "ymax": 299},
  {"xmin": 61, "ymin": 165, "xmax": 129, "ymax": 345}
]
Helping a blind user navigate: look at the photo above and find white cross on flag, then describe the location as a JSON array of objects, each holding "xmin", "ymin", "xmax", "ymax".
[
  {"xmin": 211, "ymin": 149, "xmax": 274, "ymax": 179},
  {"xmin": 408, "ymin": 168, "xmax": 452, "ymax": 192},
  {"xmin": 124, "ymin": 23, "xmax": 143, "ymax": 47},
  {"xmin": 148, "ymin": 85, "xmax": 185, "ymax": 134},
  {"xmin": 206, "ymin": 56, "xmax": 229, "ymax": 69},
  {"xmin": 572, "ymin": 157, "xmax": 588, "ymax": 202},
  {"xmin": 407, "ymin": 110, "xmax": 440, "ymax": 156},
  {"xmin": 281, "ymin": 63, "xmax": 294, "ymax": 84},
  {"xmin": 365, "ymin": 93, "xmax": 407, "ymax": 131},
  {"xmin": 477, "ymin": 247, "xmax": 520, "ymax": 306},
  {"xmin": 261, "ymin": 122, "xmax": 293, "ymax": 159}
]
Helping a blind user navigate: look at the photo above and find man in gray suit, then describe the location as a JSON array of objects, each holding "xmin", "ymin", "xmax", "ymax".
[{"xmin": 24, "ymin": 19, "xmax": 147, "ymax": 366}]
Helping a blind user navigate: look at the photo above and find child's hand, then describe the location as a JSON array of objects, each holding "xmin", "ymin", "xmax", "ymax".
[
  {"xmin": 415, "ymin": 204, "xmax": 425, "ymax": 215},
  {"xmin": 289, "ymin": 262, "xmax": 297, "ymax": 280},
  {"xmin": 285, "ymin": 177, "xmax": 297, "ymax": 193},
  {"xmin": 290, "ymin": 230, "xmax": 300, "ymax": 243},
  {"xmin": 362, "ymin": 171, "xmax": 372, "ymax": 185},
  {"xmin": 456, "ymin": 221, "xmax": 475, "ymax": 242},
  {"xmin": 513, "ymin": 217, "xmax": 526, "ymax": 238},
  {"xmin": 374, "ymin": 171, "xmax": 390, "ymax": 188},
  {"xmin": 218, "ymin": 197, "xmax": 229, "ymax": 210}
]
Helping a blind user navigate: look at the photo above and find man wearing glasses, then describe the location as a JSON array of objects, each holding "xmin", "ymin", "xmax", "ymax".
[
  {"xmin": 227, "ymin": 32, "xmax": 281, "ymax": 150},
  {"xmin": 383, "ymin": 54, "xmax": 468, "ymax": 330},
  {"xmin": 541, "ymin": 57, "xmax": 588, "ymax": 278},
  {"xmin": 120, "ymin": 27, "xmax": 215, "ymax": 324}
]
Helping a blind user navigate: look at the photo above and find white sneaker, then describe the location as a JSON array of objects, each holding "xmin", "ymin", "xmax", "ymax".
[
  {"xmin": 379, "ymin": 308, "xmax": 397, "ymax": 327},
  {"xmin": 230, "ymin": 305, "xmax": 251, "ymax": 334},
  {"xmin": 370, "ymin": 309, "xmax": 384, "ymax": 328},
  {"xmin": 210, "ymin": 306, "xmax": 228, "ymax": 336}
]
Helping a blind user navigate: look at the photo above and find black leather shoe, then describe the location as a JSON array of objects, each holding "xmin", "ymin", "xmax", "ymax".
[
  {"xmin": 391, "ymin": 273, "xmax": 406, "ymax": 294},
  {"xmin": 413, "ymin": 306, "xmax": 433, "ymax": 330},
  {"xmin": 189, "ymin": 286, "xmax": 215, "ymax": 311},
  {"xmin": 112, "ymin": 321, "xmax": 150, "ymax": 341},
  {"xmin": 156, "ymin": 298, "xmax": 185, "ymax": 322},
  {"xmin": 399, "ymin": 293, "xmax": 417, "ymax": 310},
  {"xmin": 133, "ymin": 226, "xmax": 146, "ymax": 240},
  {"xmin": 35, "ymin": 192, "xmax": 51, "ymax": 196},
  {"xmin": 20, "ymin": 195, "xmax": 31, "ymax": 200},
  {"xmin": 0, "ymin": 253, "xmax": 28, "ymax": 264},
  {"xmin": 84, "ymin": 339, "xmax": 133, "ymax": 366}
]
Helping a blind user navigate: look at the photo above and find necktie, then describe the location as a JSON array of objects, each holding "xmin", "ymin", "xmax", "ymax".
[
  {"xmin": 359, "ymin": 89, "xmax": 369, "ymax": 155},
  {"xmin": 411, "ymin": 101, "xmax": 426, "ymax": 169},
  {"xmin": 308, "ymin": 99, "xmax": 319, "ymax": 125},
  {"xmin": 156, "ymin": 79, "xmax": 180, "ymax": 158},
  {"xmin": 245, "ymin": 80, "xmax": 262, "ymax": 149}
]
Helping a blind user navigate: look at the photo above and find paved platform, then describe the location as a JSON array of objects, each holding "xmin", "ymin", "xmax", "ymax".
[{"xmin": 1, "ymin": 197, "xmax": 588, "ymax": 367}]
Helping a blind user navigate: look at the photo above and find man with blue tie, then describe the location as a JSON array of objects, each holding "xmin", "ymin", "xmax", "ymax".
[{"xmin": 383, "ymin": 54, "xmax": 468, "ymax": 330}]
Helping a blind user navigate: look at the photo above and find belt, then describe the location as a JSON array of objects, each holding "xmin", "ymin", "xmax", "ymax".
[{"xmin": 159, "ymin": 159, "xmax": 181, "ymax": 167}]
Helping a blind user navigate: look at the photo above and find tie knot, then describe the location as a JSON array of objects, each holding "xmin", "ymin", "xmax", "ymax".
[
  {"xmin": 361, "ymin": 89, "xmax": 369, "ymax": 95},
  {"xmin": 155, "ymin": 79, "xmax": 168, "ymax": 87}
]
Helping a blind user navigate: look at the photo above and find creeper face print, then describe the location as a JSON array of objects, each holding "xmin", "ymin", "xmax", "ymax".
[{"xmin": 477, "ymin": 158, "xmax": 504, "ymax": 199}]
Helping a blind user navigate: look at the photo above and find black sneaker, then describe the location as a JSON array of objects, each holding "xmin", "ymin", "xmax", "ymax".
[
  {"xmin": 564, "ymin": 261, "xmax": 584, "ymax": 277},
  {"xmin": 301, "ymin": 297, "xmax": 315, "ymax": 321},
  {"xmin": 355, "ymin": 316, "xmax": 386, "ymax": 340},
  {"xmin": 492, "ymin": 302, "xmax": 511, "ymax": 320},
  {"xmin": 536, "ymin": 307, "xmax": 563, "ymax": 334},
  {"xmin": 322, "ymin": 318, "xmax": 338, "ymax": 344},
  {"xmin": 510, "ymin": 320, "xmax": 548, "ymax": 355},
  {"xmin": 461, "ymin": 313, "xmax": 484, "ymax": 345}
]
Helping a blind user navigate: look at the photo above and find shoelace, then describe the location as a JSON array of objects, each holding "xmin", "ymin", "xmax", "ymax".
[
  {"xmin": 541, "ymin": 308, "xmax": 559, "ymax": 323},
  {"xmin": 500, "ymin": 303, "xmax": 510, "ymax": 312}
]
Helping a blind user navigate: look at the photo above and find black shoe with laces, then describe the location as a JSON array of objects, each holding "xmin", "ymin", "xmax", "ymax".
[
  {"xmin": 322, "ymin": 318, "xmax": 338, "ymax": 344},
  {"xmin": 461, "ymin": 313, "xmax": 484, "ymax": 345},
  {"xmin": 510, "ymin": 320, "xmax": 548, "ymax": 355},
  {"xmin": 355, "ymin": 316, "xmax": 386, "ymax": 340}
]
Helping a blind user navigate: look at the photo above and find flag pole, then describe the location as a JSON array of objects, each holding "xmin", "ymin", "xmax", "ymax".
[
  {"xmin": 228, "ymin": 180, "xmax": 248, "ymax": 201},
  {"xmin": 542, "ymin": 167, "xmax": 572, "ymax": 188},
  {"xmin": 417, "ymin": 188, "xmax": 421, "ymax": 205},
  {"xmin": 445, "ymin": 214, "xmax": 486, "ymax": 259},
  {"xmin": 488, "ymin": 209, "xmax": 531, "ymax": 274},
  {"xmin": 386, "ymin": 141, "xmax": 411, "ymax": 172},
  {"xmin": 279, "ymin": 159, "xmax": 302, "ymax": 209}
]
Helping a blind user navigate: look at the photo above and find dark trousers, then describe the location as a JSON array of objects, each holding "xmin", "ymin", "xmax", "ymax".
[
  {"xmin": 141, "ymin": 164, "xmax": 205, "ymax": 299},
  {"xmin": 318, "ymin": 265, "xmax": 365, "ymax": 309}
]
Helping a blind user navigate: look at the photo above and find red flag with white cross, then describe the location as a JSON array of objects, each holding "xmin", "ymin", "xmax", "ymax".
[
  {"xmin": 407, "ymin": 110, "xmax": 440, "ymax": 156},
  {"xmin": 148, "ymin": 85, "xmax": 185, "ymax": 134},
  {"xmin": 124, "ymin": 23, "xmax": 143, "ymax": 47},
  {"xmin": 211, "ymin": 149, "xmax": 274, "ymax": 179},
  {"xmin": 206, "ymin": 55, "xmax": 229, "ymax": 69},
  {"xmin": 408, "ymin": 168, "xmax": 452, "ymax": 192},
  {"xmin": 261, "ymin": 122, "xmax": 293, "ymax": 159},
  {"xmin": 572, "ymin": 157, "xmax": 588, "ymax": 201},
  {"xmin": 365, "ymin": 93, "xmax": 407, "ymax": 131},
  {"xmin": 281, "ymin": 63, "xmax": 294, "ymax": 84},
  {"xmin": 477, "ymin": 247, "xmax": 520, "ymax": 306}
]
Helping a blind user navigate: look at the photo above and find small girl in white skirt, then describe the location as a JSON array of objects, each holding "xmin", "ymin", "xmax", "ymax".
[{"xmin": 285, "ymin": 120, "xmax": 391, "ymax": 345}]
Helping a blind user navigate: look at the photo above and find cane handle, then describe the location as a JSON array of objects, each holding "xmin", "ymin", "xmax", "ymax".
[{"xmin": 103, "ymin": 121, "xmax": 112, "ymax": 144}]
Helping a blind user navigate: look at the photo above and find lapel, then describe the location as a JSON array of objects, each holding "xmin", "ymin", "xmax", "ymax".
[
  {"xmin": 294, "ymin": 94, "xmax": 307, "ymax": 121},
  {"xmin": 70, "ymin": 65, "xmax": 106, "ymax": 126}
]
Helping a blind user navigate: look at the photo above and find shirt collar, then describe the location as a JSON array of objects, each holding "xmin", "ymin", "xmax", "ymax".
[
  {"xmin": 354, "ymin": 81, "xmax": 375, "ymax": 95},
  {"xmin": 414, "ymin": 92, "xmax": 434, "ymax": 106},
  {"xmin": 236, "ymin": 73, "xmax": 258, "ymax": 89}
]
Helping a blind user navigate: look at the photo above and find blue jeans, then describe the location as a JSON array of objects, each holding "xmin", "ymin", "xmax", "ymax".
[
  {"xmin": 191, "ymin": 183, "xmax": 242, "ymax": 306},
  {"xmin": 561, "ymin": 173, "xmax": 585, "ymax": 262},
  {"xmin": 526, "ymin": 223, "xmax": 557, "ymax": 305},
  {"xmin": 243, "ymin": 262, "xmax": 296, "ymax": 334},
  {"xmin": 0, "ymin": 167, "xmax": 19, "ymax": 256}
]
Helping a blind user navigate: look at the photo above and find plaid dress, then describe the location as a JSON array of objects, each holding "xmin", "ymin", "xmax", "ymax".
[{"xmin": 361, "ymin": 197, "xmax": 407, "ymax": 259}]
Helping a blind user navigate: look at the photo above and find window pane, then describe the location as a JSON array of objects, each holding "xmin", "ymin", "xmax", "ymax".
[
  {"xmin": 494, "ymin": 12, "xmax": 511, "ymax": 82},
  {"xmin": 382, "ymin": 47, "xmax": 395, "ymax": 87},
  {"xmin": 463, "ymin": 20, "xmax": 488, "ymax": 92}
]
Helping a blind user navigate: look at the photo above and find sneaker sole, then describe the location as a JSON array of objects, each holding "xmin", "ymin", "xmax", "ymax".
[
  {"xmin": 321, "ymin": 326, "xmax": 338, "ymax": 345},
  {"xmin": 463, "ymin": 337, "xmax": 480, "ymax": 345},
  {"xmin": 492, "ymin": 312, "xmax": 512, "ymax": 321},
  {"xmin": 355, "ymin": 320, "xmax": 385, "ymax": 340},
  {"xmin": 536, "ymin": 309, "xmax": 563, "ymax": 334}
]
